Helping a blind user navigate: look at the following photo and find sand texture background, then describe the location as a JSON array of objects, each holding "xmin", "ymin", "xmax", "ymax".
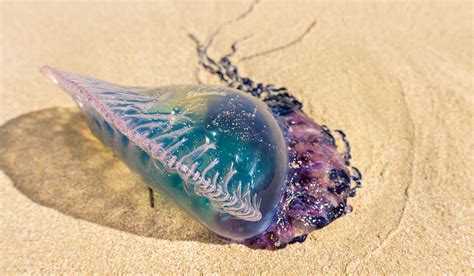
[{"xmin": 1, "ymin": 1, "xmax": 472, "ymax": 274}]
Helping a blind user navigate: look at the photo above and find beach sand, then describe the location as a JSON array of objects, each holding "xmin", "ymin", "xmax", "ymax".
[{"xmin": 1, "ymin": 1, "xmax": 472, "ymax": 273}]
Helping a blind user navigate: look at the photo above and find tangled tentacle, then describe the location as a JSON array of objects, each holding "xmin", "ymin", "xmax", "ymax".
[{"xmin": 189, "ymin": 34, "xmax": 303, "ymax": 115}]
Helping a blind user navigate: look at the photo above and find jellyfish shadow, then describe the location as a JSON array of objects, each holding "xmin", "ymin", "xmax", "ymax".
[{"xmin": 0, "ymin": 107, "xmax": 222, "ymax": 244}]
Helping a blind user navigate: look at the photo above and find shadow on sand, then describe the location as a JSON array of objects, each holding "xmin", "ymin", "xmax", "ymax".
[{"xmin": 0, "ymin": 107, "xmax": 222, "ymax": 244}]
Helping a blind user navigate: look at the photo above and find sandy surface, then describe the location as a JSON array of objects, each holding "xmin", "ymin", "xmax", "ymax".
[{"xmin": 1, "ymin": 1, "xmax": 472, "ymax": 274}]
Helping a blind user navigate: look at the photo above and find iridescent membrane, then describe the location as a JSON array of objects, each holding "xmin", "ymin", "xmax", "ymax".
[{"xmin": 41, "ymin": 66, "xmax": 287, "ymax": 241}]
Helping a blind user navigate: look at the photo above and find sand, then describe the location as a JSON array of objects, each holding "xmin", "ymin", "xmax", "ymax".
[{"xmin": 1, "ymin": 1, "xmax": 472, "ymax": 274}]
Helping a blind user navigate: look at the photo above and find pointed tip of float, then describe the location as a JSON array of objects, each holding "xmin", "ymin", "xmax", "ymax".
[
  {"xmin": 39, "ymin": 65, "xmax": 85, "ymax": 100},
  {"xmin": 40, "ymin": 65, "xmax": 60, "ymax": 85}
]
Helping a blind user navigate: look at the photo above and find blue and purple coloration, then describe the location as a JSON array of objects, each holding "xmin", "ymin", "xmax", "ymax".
[{"xmin": 41, "ymin": 62, "xmax": 361, "ymax": 250}]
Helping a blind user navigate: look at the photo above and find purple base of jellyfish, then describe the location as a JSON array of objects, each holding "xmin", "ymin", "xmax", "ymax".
[
  {"xmin": 242, "ymin": 111, "xmax": 360, "ymax": 250},
  {"xmin": 189, "ymin": 32, "xmax": 362, "ymax": 250}
]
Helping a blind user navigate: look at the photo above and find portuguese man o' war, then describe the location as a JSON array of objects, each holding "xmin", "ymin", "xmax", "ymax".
[{"xmin": 40, "ymin": 37, "xmax": 361, "ymax": 251}]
